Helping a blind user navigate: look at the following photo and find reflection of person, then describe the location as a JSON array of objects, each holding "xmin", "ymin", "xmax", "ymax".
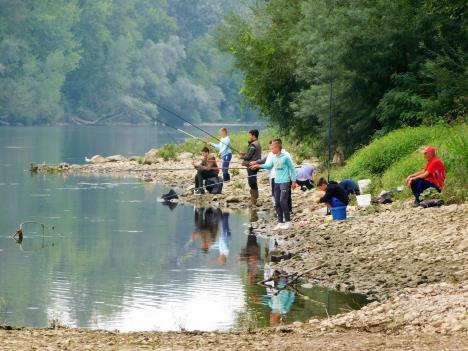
[
  {"xmin": 210, "ymin": 127, "xmax": 232, "ymax": 181},
  {"xmin": 192, "ymin": 147, "xmax": 219, "ymax": 195},
  {"xmin": 239, "ymin": 234, "xmax": 261, "ymax": 284},
  {"xmin": 217, "ymin": 212, "xmax": 231, "ymax": 265},
  {"xmin": 192, "ymin": 208, "xmax": 222, "ymax": 252},
  {"xmin": 406, "ymin": 146, "xmax": 446, "ymax": 205}
]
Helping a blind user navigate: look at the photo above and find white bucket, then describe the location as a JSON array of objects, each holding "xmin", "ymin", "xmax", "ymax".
[
  {"xmin": 356, "ymin": 194, "xmax": 372, "ymax": 207},
  {"xmin": 358, "ymin": 179, "xmax": 372, "ymax": 193}
]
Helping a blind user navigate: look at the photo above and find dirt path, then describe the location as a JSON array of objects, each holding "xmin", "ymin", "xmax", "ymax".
[{"xmin": 1, "ymin": 326, "xmax": 467, "ymax": 351}]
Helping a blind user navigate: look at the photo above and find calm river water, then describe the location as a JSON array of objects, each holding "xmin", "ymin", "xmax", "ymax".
[{"xmin": 0, "ymin": 126, "xmax": 367, "ymax": 331}]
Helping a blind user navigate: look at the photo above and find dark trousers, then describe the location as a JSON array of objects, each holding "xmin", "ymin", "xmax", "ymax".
[
  {"xmin": 247, "ymin": 168, "xmax": 258, "ymax": 190},
  {"xmin": 222, "ymin": 153, "xmax": 232, "ymax": 181},
  {"xmin": 297, "ymin": 179, "xmax": 314, "ymax": 190},
  {"xmin": 274, "ymin": 182, "xmax": 292, "ymax": 223},
  {"xmin": 271, "ymin": 178, "xmax": 292, "ymax": 212},
  {"xmin": 411, "ymin": 178, "xmax": 440, "ymax": 202},
  {"xmin": 195, "ymin": 170, "xmax": 217, "ymax": 192}
]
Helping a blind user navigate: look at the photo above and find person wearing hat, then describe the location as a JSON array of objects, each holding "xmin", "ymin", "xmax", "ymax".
[{"xmin": 406, "ymin": 146, "xmax": 446, "ymax": 206}]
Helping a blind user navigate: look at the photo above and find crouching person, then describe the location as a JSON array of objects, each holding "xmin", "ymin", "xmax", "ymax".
[
  {"xmin": 192, "ymin": 147, "xmax": 219, "ymax": 195},
  {"xmin": 251, "ymin": 140, "xmax": 297, "ymax": 230},
  {"xmin": 406, "ymin": 146, "xmax": 445, "ymax": 206},
  {"xmin": 316, "ymin": 178, "xmax": 349, "ymax": 208}
]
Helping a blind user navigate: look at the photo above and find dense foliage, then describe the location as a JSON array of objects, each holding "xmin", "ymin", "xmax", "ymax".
[
  {"xmin": 219, "ymin": 0, "xmax": 467, "ymax": 154},
  {"xmin": 0, "ymin": 0, "xmax": 255, "ymax": 125}
]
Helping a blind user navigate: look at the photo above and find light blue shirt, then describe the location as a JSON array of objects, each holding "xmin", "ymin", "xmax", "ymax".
[
  {"xmin": 211, "ymin": 136, "xmax": 232, "ymax": 157},
  {"xmin": 261, "ymin": 153, "xmax": 297, "ymax": 184}
]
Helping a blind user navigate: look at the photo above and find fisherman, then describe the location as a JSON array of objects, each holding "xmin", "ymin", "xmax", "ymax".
[
  {"xmin": 251, "ymin": 140, "xmax": 297, "ymax": 230},
  {"xmin": 239, "ymin": 129, "xmax": 262, "ymax": 205},
  {"xmin": 192, "ymin": 147, "xmax": 219, "ymax": 195},
  {"xmin": 406, "ymin": 146, "xmax": 446, "ymax": 206},
  {"xmin": 250, "ymin": 138, "xmax": 293, "ymax": 209},
  {"xmin": 210, "ymin": 127, "xmax": 232, "ymax": 181},
  {"xmin": 296, "ymin": 164, "xmax": 316, "ymax": 191},
  {"xmin": 316, "ymin": 178, "xmax": 349, "ymax": 208},
  {"xmin": 339, "ymin": 178, "xmax": 360, "ymax": 195}
]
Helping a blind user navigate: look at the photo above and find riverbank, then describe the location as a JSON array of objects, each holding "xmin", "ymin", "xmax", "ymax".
[{"xmin": 21, "ymin": 153, "xmax": 468, "ymax": 349}]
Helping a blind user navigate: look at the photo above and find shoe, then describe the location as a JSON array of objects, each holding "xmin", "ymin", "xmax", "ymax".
[
  {"xmin": 301, "ymin": 186, "xmax": 307, "ymax": 192},
  {"xmin": 281, "ymin": 222, "xmax": 292, "ymax": 230},
  {"xmin": 193, "ymin": 189, "xmax": 204, "ymax": 195},
  {"xmin": 273, "ymin": 223, "xmax": 284, "ymax": 231},
  {"xmin": 411, "ymin": 201, "xmax": 420, "ymax": 208}
]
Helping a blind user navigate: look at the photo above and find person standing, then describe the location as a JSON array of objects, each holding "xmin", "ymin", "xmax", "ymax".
[
  {"xmin": 406, "ymin": 146, "xmax": 446, "ymax": 206},
  {"xmin": 251, "ymin": 139, "xmax": 292, "ymax": 209},
  {"xmin": 240, "ymin": 129, "xmax": 262, "ymax": 205},
  {"xmin": 252, "ymin": 140, "xmax": 297, "ymax": 230},
  {"xmin": 210, "ymin": 127, "xmax": 232, "ymax": 181}
]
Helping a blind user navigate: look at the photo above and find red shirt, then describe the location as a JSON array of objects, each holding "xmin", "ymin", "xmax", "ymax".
[{"xmin": 424, "ymin": 157, "xmax": 446, "ymax": 189}]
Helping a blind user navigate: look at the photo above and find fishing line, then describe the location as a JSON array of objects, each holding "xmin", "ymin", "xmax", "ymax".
[{"xmin": 135, "ymin": 95, "xmax": 242, "ymax": 154}]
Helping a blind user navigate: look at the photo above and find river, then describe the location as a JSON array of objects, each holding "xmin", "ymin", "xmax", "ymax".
[{"xmin": 0, "ymin": 126, "xmax": 367, "ymax": 331}]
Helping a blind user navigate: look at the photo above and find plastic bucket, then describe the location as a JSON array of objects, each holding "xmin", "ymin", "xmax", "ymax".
[
  {"xmin": 331, "ymin": 206, "xmax": 347, "ymax": 221},
  {"xmin": 356, "ymin": 194, "xmax": 372, "ymax": 207}
]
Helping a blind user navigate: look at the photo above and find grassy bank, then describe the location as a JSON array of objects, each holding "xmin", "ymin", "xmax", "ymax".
[{"xmin": 334, "ymin": 124, "xmax": 467, "ymax": 203}]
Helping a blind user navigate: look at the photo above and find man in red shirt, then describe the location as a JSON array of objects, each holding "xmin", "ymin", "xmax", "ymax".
[{"xmin": 406, "ymin": 146, "xmax": 446, "ymax": 206}]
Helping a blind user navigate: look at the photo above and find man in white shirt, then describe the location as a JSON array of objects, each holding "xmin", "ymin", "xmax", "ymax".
[{"xmin": 210, "ymin": 127, "xmax": 232, "ymax": 181}]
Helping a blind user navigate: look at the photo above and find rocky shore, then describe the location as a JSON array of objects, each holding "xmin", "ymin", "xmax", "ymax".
[{"xmin": 17, "ymin": 152, "xmax": 468, "ymax": 350}]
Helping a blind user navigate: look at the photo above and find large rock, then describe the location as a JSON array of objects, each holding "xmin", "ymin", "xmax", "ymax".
[
  {"xmin": 90, "ymin": 155, "xmax": 106, "ymax": 164},
  {"xmin": 144, "ymin": 148, "xmax": 159, "ymax": 164},
  {"xmin": 106, "ymin": 154, "xmax": 127, "ymax": 162}
]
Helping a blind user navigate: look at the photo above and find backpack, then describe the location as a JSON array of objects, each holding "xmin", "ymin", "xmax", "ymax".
[{"xmin": 205, "ymin": 177, "xmax": 223, "ymax": 194}]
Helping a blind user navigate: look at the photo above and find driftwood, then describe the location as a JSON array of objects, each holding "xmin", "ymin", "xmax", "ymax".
[{"xmin": 11, "ymin": 221, "xmax": 61, "ymax": 252}]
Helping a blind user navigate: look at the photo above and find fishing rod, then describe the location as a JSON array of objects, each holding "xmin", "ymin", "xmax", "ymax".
[{"xmin": 135, "ymin": 95, "xmax": 242, "ymax": 154}]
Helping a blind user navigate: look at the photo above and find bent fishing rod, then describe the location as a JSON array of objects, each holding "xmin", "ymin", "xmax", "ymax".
[{"xmin": 135, "ymin": 95, "xmax": 242, "ymax": 154}]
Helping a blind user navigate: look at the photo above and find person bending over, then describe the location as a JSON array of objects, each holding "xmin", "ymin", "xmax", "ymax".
[
  {"xmin": 192, "ymin": 147, "xmax": 219, "ymax": 195},
  {"xmin": 339, "ymin": 179, "xmax": 360, "ymax": 195},
  {"xmin": 251, "ymin": 140, "xmax": 297, "ymax": 230},
  {"xmin": 296, "ymin": 164, "xmax": 316, "ymax": 191},
  {"xmin": 316, "ymin": 178, "xmax": 349, "ymax": 208},
  {"xmin": 240, "ymin": 129, "xmax": 262, "ymax": 205},
  {"xmin": 406, "ymin": 146, "xmax": 445, "ymax": 206},
  {"xmin": 210, "ymin": 127, "xmax": 232, "ymax": 182}
]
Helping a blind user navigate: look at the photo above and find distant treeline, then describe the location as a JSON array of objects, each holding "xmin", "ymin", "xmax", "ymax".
[
  {"xmin": 0, "ymin": 0, "xmax": 256, "ymax": 125},
  {"xmin": 218, "ymin": 0, "xmax": 467, "ymax": 154}
]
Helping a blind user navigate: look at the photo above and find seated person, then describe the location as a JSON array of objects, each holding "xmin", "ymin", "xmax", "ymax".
[
  {"xmin": 406, "ymin": 146, "xmax": 445, "ymax": 205},
  {"xmin": 296, "ymin": 164, "xmax": 316, "ymax": 191},
  {"xmin": 339, "ymin": 179, "xmax": 360, "ymax": 195},
  {"xmin": 192, "ymin": 147, "xmax": 219, "ymax": 195},
  {"xmin": 316, "ymin": 178, "xmax": 349, "ymax": 208}
]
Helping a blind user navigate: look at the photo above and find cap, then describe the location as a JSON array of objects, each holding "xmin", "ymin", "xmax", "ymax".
[{"xmin": 420, "ymin": 146, "xmax": 436, "ymax": 154}]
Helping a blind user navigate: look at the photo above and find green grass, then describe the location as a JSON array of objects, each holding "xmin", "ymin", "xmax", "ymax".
[{"xmin": 336, "ymin": 124, "xmax": 467, "ymax": 203}]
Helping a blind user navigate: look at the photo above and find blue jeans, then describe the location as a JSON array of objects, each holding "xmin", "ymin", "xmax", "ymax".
[
  {"xmin": 274, "ymin": 182, "xmax": 292, "ymax": 223},
  {"xmin": 411, "ymin": 178, "xmax": 440, "ymax": 202},
  {"xmin": 222, "ymin": 153, "xmax": 232, "ymax": 181}
]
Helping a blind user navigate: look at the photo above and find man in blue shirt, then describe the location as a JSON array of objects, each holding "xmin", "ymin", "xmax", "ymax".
[
  {"xmin": 251, "ymin": 140, "xmax": 297, "ymax": 230},
  {"xmin": 210, "ymin": 127, "xmax": 232, "ymax": 181}
]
